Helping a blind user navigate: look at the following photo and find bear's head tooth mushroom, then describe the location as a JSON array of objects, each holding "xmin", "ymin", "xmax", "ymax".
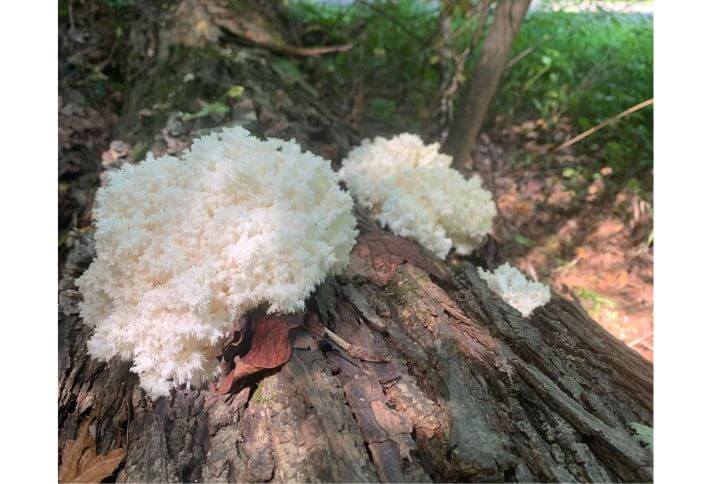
[
  {"xmin": 477, "ymin": 263, "xmax": 551, "ymax": 317},
  {"xmin": 339, "ymin": 133, "xmax": 496, "ymax": 259},
  {"xmin": 76, "ymin": 127, "xmax": 358, "ymax": 399}
]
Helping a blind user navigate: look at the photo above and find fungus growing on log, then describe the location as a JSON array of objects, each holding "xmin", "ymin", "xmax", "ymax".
[
  {"xmin": 339, "ymin": 133, "xmax": 496, "ymax": 259},
  {"xmin": 76, "ymin": 127, "xmax": 357, "ymax": 399},
  {"xmin": 478, "ymin": 263, "xmax": 551, "ymax": 317}
]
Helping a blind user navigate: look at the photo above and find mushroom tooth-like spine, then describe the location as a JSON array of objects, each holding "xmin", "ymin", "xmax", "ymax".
[{"xmin": 76, "ymin": 127, "xmax": 358, "ymax": 399}]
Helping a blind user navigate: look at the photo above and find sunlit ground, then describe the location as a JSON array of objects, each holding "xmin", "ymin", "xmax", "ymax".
[{"xmin": 474, "ymin": 132, "xmax": 653, "ymax": 361}]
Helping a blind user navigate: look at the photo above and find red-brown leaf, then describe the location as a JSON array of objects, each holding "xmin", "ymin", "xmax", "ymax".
[{"xmin": 212, "ymin": 314, "xmax": 302, "ymax": 395}]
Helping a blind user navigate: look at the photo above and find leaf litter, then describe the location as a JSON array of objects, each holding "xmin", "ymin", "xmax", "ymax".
[{"xmin": 59, "ymin": 418, "xmax": 126, "ymax": 483}]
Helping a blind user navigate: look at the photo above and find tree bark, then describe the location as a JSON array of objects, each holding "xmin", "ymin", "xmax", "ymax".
[
  {"xmin": 443, "ymin": 0, "xmax": 532, "ymax": 170},
  {"xmin": 59, "ymin": 2, "xmax": 652, "ymax": 482},
  {"xmin": 60, "ymin": 215, "xmax": 653, "ymax": 483}
]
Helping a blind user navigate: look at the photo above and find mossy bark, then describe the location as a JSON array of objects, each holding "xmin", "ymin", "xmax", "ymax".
[{"xmin": 59, "ymin": 1, "xmax": 652, "ymax": 482}]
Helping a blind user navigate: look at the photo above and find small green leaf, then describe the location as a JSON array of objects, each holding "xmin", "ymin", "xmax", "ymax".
[
  {"xmin": 271, "ymin": 59, "xmax": 318, "ymax": 97},
  {"xmin": 514, "ymin": 234, "xmax": 536, "ymax": 247},
  {"xmin": 562, "ymin": 167, "xmax": 577, "ymax": 178},
  {"xmin": 576, "ymin": 288, "xmax": 617, "ymax": 308},
  {"xmin": 181, "ymin": 101, "xmax": 230, "ymax": 122},
  {"xmin": 226, "ymin": 85, "xmax": 245, "ymax": 98}
]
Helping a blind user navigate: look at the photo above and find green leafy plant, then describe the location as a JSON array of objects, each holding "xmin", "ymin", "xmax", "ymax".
[
  {"xmin": 181, "ymin": 101, "xmax": 230, "ymax": 122},
  {"xmin": 290, "ymin": 0, "xmax": 447, "ymax": 125},
  {"xmin": 290, "ymin": 1, "xmax": 652, "ymax": 193},
  {"xmin": 495, "ymin": 10, "xmax": 653, "ymax": 188},
  {"xmin": 576, "ymin": 287, "xmax": 617, "ymax": 319}
]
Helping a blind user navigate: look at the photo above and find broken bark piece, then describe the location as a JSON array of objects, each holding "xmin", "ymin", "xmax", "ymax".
[
  {"xmin": 348, "ymin": 230, "xmax": 451, "ymax": 286},
  {"xmin": 341, "ymin": 283, "xmax": 388, "ymax": 332},
  {"xmin": 306, "ymin": 312, "xmax": 390, "ymax": 363}
]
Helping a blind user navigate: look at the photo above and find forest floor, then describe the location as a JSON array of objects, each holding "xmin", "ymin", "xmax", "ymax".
[{"xmin": 472, "ymin": 126, "xmax": 653, "ymax": 361}]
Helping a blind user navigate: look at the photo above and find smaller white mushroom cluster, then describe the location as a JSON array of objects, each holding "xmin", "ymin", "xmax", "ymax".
[
  {"xmin": 76, "ymin": 127, "xmax": 357, "ymax": 398},
  {"xmin": 478, "ymin": 263, "xmax": 551, "ymax": 317},
  {"xmin": 339, "ymin": 133, "xmax": 496, "ymax": 259}
]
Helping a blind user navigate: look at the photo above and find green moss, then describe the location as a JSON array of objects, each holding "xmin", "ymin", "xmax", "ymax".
[
  {"xmin": 250, "ymin": 380, "xmax": 271, "ymax": 405},
  {"xmin": 384, "ymin": 279, "xmax": 419, "ymax": 305}
]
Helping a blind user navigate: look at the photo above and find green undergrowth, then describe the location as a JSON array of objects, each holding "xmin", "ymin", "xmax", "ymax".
[
  {"xmin": 494, "ymin": 10, "xmax": 653, "ymax": 192},
  {"xmin": 290, "ymin": 0, "xmax": 652, "ymax": 195},
  {"xmin": 290, "ymin": 0, "xmax": 444, "ymax": 132}
]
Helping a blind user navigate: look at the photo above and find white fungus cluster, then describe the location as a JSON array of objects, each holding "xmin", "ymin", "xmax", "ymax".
[
  {"xmin": 478, "ymin": 263, "xmax": 551, "ymax": 317},
  {"xmin": 76, "ymin": 127, "xmax": 357, "ymax": 398},
  {"xmin": 339, "ymin": 133, "xmax": 496, "ymax": 259}
]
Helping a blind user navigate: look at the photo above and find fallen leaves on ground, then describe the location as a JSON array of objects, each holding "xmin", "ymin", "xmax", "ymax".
[
  {"xmin": 475, "ymin": 133, "xmax": 653, "ymax": 361},
  {"xmin": 59, "ymin": 419, "xmax": 126, "ymax": 483}
]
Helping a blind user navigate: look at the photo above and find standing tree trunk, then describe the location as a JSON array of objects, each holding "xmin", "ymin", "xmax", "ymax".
[
  {"xmin": 59, "ymin": 1, "xmax": 652, "ymax": 482},
  {"xmin": 443, "ymin": 0, "xmax": 532, "ymax": 169}
]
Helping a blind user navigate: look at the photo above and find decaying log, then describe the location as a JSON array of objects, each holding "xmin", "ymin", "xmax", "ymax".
[
  {"xmin": 58, "ymin": 2, "xmax": 652, "ymax": 481},
  {"xmin": 59, "ymin": 215, "xmax": 652, "ymax": 482}
]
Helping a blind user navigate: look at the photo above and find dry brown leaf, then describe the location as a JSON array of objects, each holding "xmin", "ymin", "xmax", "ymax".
[
  {"xmin": 59, "ymin": 419, "xmax": 126, "ymax": 483},
  {"xmin": 212, "ymin": 313, "xmax": 302, "ymax": 395}
]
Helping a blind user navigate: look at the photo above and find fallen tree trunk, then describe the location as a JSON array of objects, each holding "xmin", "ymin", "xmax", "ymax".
[
  {"xmin": 59, "ymin": 217, "xmax": 652, "ymax": 483},
  {"xmin": 58, "ymin": 2, "xmax": 652, "ymax": 482}
]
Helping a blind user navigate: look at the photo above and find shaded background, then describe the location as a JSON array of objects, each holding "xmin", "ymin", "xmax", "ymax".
[{"xmin": 59, "ymin": 0, "xmax": 653, "ymax": 359}]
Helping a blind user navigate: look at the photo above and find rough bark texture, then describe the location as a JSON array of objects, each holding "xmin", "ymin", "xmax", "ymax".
[
  {"xmin": 443, "ymin": 0, "xmax": 532, "ymax": 169},
  {"xmin": 59, "ymin": 217, "xmax": 653, "ymax": 482},
  {"xmin": 59, "ymin": 1, "xmax": 652, "ymax": 482}
]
